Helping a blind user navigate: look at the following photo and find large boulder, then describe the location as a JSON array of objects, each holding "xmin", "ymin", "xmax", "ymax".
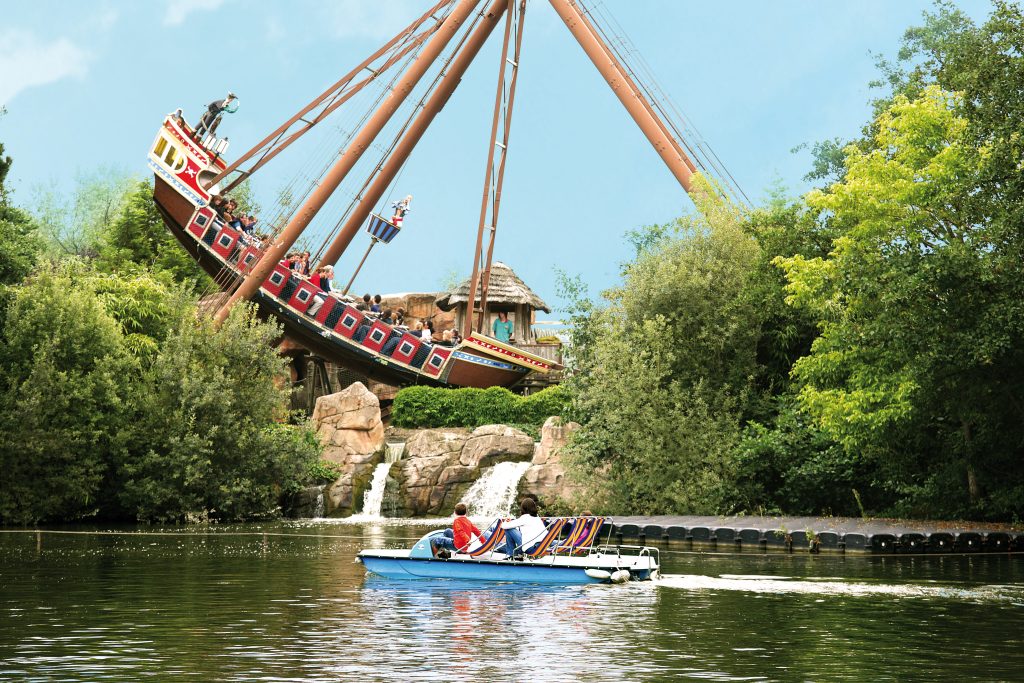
[
  {"xmin": 520, "ymin": 417, "xmax": 581, "ymax": 506},
  {"xmin": 460, "ymin": 424, "xmax": 535, "ymax": 468},
  {"xmin": 393, "ymin": 429, "xmax": 470, "ymax": 516},
  {"xmin": 392, "ymin": 425, "xmax": 535, "ymax": 516},
  {"xmin": 313, "ymin": 382, "xmax": 386, "ymax": 515}
]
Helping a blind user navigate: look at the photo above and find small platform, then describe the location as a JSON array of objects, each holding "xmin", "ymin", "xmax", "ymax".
[{"xmin": 608, "ymin": 515, "xmax": 1024, "ymax": 555}]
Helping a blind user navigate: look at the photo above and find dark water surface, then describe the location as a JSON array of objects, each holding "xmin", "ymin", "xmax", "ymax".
[{"xmin": 2, "ymin": 522, "xmax": 1023, "ymax": 681}]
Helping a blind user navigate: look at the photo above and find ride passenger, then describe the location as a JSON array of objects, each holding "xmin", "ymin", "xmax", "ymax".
[
  {"xmin": 371, "ymin": 294, "xmax": 382, "ymax": 313},
  {"xmin": 195, "ymin": 91, "xmax": 238, "ymax": 140},
  {"xmin": 431, "ymin": 503, "xmax": 483, "ymax": 559},
  {"xmin": 501, "ymin": 497, "xmax": 546, "ymax": 559}
]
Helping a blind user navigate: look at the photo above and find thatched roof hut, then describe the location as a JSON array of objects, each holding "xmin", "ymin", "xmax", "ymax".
[{"xmin": 436, "ymin": 261, "xmax": 549, "ymax": 342}]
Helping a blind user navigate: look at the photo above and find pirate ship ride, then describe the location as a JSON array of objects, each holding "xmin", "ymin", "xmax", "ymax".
[{"xmin": 149, "ymin": 0, "xmax": 745, "ymax": 389}]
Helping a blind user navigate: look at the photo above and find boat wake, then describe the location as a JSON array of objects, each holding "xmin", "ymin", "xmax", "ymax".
[{"xmin": 657, "ymin": 574, "xmax": 1024, "ymax": 603}]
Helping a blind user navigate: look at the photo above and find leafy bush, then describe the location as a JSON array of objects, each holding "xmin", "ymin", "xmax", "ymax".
[
  {"xmin": 113, "ymin": 305, "xmax": 320, "ymax": 522},
  {"xmin": 307, "ymin": 459, "xmax": 344, "ymax": 485},
  {"xmin": 392, "ymin": 385, "xmax": 570, "ymax": 428},
  {"xmin": 0, "ymin": 265, "xmax": 131, "ymax": 524}
]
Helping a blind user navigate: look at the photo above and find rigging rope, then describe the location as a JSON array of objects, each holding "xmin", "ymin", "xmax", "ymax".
[
  {"xmin": 307, "ymin": 5, "xmax": 489, "ymax": 266},
  {"xmin": 579, "ymin": 0, "xmax": 751, "ymax": 208}
]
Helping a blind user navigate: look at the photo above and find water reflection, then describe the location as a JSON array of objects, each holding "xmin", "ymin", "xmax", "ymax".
[{"xmin": 1, "ymin": 525, "xmax": 1023, "ymax": 682}]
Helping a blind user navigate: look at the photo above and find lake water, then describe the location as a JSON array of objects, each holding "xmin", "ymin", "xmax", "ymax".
[{"xmin": 2, "ymin": 521, "xmax": 1023, "ymax": 681}]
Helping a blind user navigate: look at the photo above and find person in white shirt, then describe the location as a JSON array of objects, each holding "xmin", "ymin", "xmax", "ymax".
[{"xmin": 501, "ymin": 497, "xmax": 547, "ymax": 559}]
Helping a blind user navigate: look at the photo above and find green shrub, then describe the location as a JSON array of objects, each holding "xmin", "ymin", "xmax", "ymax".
[
  {"xmin": 393, "ymin": 385, "xmax": 570, "ymax": 428},
  {"xmin": 0, "ymin": 265, "xmax": 131, "ymax": 524},
  {"xmin": 113, "ymin": 305, "xmax": 320, "ymax": 522}
]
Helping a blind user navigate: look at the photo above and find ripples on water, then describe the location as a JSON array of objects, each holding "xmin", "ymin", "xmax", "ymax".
[{"xmin": 1, "ymin": 523, "xmax": 1023, "ymax": 681}]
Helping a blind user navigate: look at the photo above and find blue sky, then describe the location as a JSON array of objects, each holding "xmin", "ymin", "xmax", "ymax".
[{"xmin": 0, "ymin": 0, "xmax": 994, "ymax": 314}]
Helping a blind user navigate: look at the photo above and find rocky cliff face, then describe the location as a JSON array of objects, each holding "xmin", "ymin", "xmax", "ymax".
[
  {"xmin": 312, "ymin": 382, "xmax": 385, "ymax": 515},
  {"xmin": 308, "ymin": 385, "xmax": 580, "ymax": 517},
  {"xmin": 519, "ymin": 416, "xmax": 582, "ymax": 507},
  {"xmin": 392, "ymin": 425, "xmax": 535, "ymax": 516}
]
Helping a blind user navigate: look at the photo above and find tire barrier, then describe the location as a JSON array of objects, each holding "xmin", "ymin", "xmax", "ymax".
[
  {"xmin": 817, "ymin": 531, "xmax": 840, "ymax": 550},
  {"xmin": 928, "ymin": 532, "xmax": 955, "ymax": 552},
  {"xmin": 843, "ymin": 533, "xmax": 868, "ymax": 551},
  {"xmin": 984, "ymin": 532, "xmax": 1010, "ymax": 552},
  {"xmin": 870, "ymin": 533, "xmax": 897, "ymax": 553},
  {"xmin": 899, "ymin": 533, "xmax": 926, "ymax": 552},
  {"xmin": 714, "ymin": 527, "xmax": 736, "ymax": 544},
  {"xmin": 956, "ymin": 532, "xmax": 983, "ymax": 552},
  {"xmin": 738, "ymin": 528, "xmax": 761, "ymax": 546},
  {"xmin": 607, "ymin": 520, "xmax": 1022, "ymax": 554}
]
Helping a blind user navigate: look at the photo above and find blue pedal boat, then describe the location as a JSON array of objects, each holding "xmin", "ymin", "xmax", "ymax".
[{"xmin": 357, "ymin": 518, "xmax": 660, "ymax": 585}]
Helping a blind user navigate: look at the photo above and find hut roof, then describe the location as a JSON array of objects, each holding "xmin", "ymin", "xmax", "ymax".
[{"xmin": 436, "ymin": 261, "xmax": 550, "ymax": 313}]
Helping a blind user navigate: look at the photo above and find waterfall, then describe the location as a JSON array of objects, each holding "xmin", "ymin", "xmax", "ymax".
[
  {"xmin": 385, "ymin": 441, "xmax": 405, "ymax": 464},
  {"xmin": 359, "ymin": 462, "xmax": 393, "ymax": 518},
  {"xmin": 313, "ymin": 485, "xmax": 325, "ymax": 519},
  {"xmin": 352, "ymin": 442, "xmax": 405, "ymax": 520},
  {"xmin": 462, "ymin": 461, "xmax": 532, "ymax": 519}
]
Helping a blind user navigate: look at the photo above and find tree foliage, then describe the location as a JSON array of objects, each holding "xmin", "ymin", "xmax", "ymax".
[
  {"xmin": 565, "ymin": 182, "xmax": 761, "ymax": 514},
  {"xmin": 113, "ymin": 305, "xmax": 319, "ymax": 522},
  {"xmin": 95, "ymin": 180, "xmax": 211, "ymax": 291},
  {"xmin": 0, "ymin": 265, "xmax": 130, "ymax": 523}
]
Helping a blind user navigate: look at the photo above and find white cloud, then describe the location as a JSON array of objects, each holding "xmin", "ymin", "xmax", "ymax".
[
  {"xmin": 319, "ymin": 1, "xmax": 426, "ymax": 40},
  {"xmin": 164, "ymin": 0, "xmax": 226, "ymax": 27},
  {"xmin": 0, "ymin": 30, "xmax": 92, "ymax": 106}
]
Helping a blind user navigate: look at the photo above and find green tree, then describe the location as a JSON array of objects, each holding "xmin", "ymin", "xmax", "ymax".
[
  {"xmin": 566, "ymin": 183, "xmax": 761, "ymax": 514},
  {"xmin": 0, "ymin": 136, "xmax": 43, "ymax": 288},
  {"xmin": 779, "ymin": 85, "xmax": 1024, "ymax": 518},
  {"xmin": 32, "ymin": 169, "xmax": 135, "ymax": 257},
  {"xmin": 114, "ymin": 305, "xmax": 319, "ymax": 522},
  {"xmin": 0, "ymin": 265, "xmax": 131, "ymax": 523},
  {"xmin": 95, "ymin": 180, "xmax": 210, "ymax": 291}
]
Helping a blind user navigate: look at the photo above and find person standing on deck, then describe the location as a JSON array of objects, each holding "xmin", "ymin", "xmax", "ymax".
[
  {"xmin": 195, "ymin": 92, "xmax": 238, "ymax": 139},
  {"xmin": 492, "ymin": 311, "xmax": 513, "ymax": 343}
]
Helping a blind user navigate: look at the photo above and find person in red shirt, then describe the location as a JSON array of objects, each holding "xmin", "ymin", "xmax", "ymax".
[{"xmin": 432, "ymin": 503, "xmax": 483, "ymax": 558}]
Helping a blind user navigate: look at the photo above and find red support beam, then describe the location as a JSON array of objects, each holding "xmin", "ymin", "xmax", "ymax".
[
  {"xmin": 209, "ymin": 0, "xmax": 454, "ymax": 193},
  {"xmin": 316, "ymin": 0, "xmax": 509, "ymax": 271},
  {"xmin": 547, "ymin": 0, "xmax": 696, "ymax": 194},
  {"xmin": 214, "ymin": 0, "xmax": 484, "ymax": 325}
]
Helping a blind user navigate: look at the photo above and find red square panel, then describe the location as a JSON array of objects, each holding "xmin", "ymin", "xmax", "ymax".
[
  {"xmin": 188, "ymin": 207, "xmax": 215, "ymax": 238},
  {"xmin": 423, "ymin": 347, "xmax": 451, "ymax": 376},
  {"xmin": 361, "ymin": 320, "xmax": 392, "ymax": 352},
  {"xmin": 263, "ymin": 263, "xmax": 292, "ymax": 296},
  {"xmin": 288, "ymin": 280, "xmax": 320, "ymax": 313},
  {"xmin": 335, "ymin": 306, "xmax": 364, "ymax": 337},
  {"xmin": 390, "ymin": 333, "xmax": 421, "ymax": 364},
  {"xmin": 212, "ymin": 226, "xmax": 240, "ymax": 259}
]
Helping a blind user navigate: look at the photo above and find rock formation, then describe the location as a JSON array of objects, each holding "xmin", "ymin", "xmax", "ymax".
[
  {"xmin": 520, "ymin": 416, "xmax": 581, "ymax": 506},
  {"xmin": 312, "ymin": 382, "xmax": 385, "ymax": 515},
  {"xmin": 392, "ymin": 424, "xmax": 534, "ymax": 516}
]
